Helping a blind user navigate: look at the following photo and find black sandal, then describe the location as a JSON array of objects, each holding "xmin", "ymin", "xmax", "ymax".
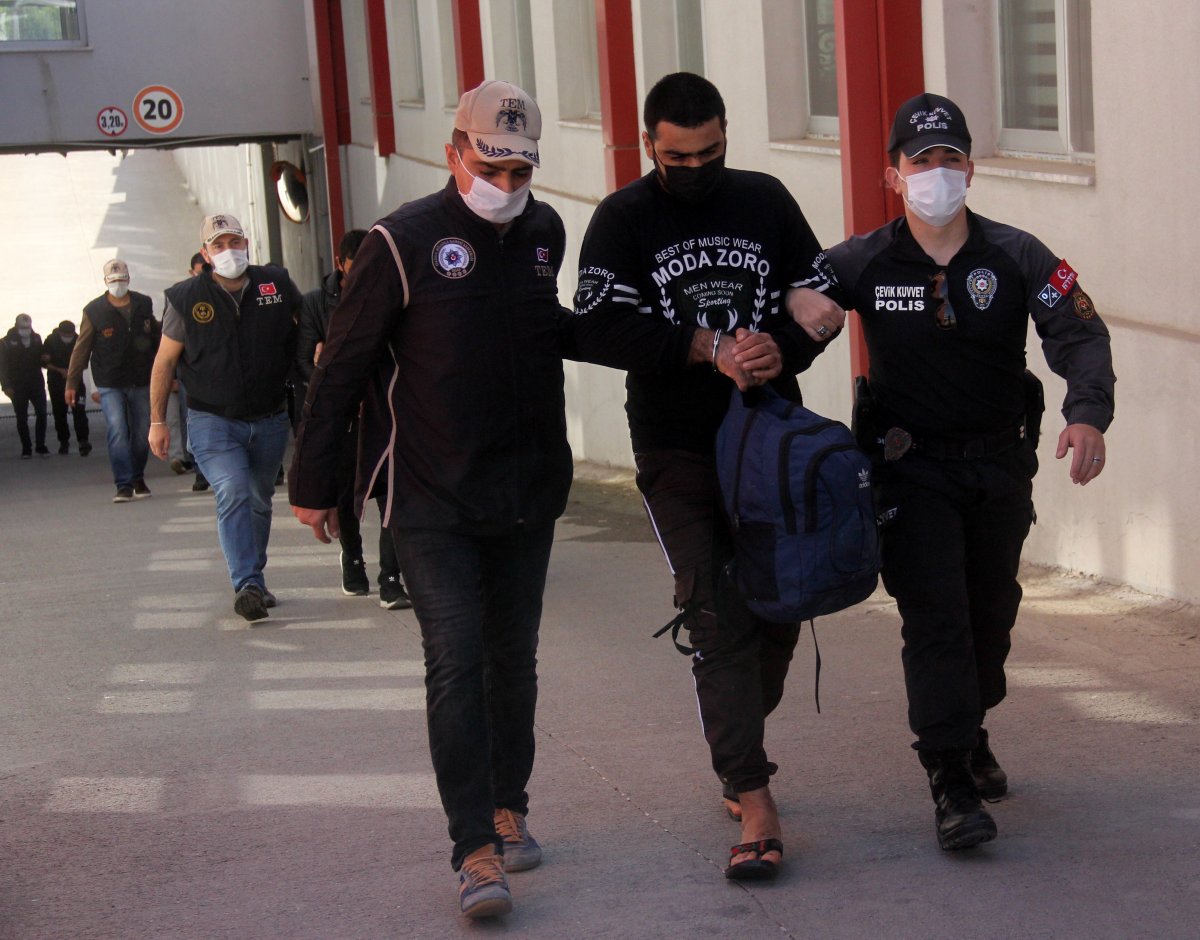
[{"xmin": 724, "ymin": 839, "xmax": 783, "ymax": 880}]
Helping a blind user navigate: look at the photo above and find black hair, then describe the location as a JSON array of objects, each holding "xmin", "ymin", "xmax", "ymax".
[
  {"xmin": 189, "ymin": 252, "xmax": 205, "ymax": 269},
  {"xmin": 338, "ymin": 228, "xmax": 368, "ymax": 261},
  {"xmin": 643, "ymin": 72, "xmax": 726, "ymax": 138}
]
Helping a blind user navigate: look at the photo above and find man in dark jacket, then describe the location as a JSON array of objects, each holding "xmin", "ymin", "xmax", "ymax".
[
  {"xmin": 790, "ymin": 93, "xmax": 1115, "ymax": 852},
  {"xmin": 148, "ymin": 214, "xmax": 302, "ymax": 623},
  {"xmin": 66, "ymin": 260, "xmax": 160, "ymax": 500},
  {"xmin": 296, "ymin": 229, "xmax": 409, "ymax": 608},
  {"xmin": 1, "ymin": 313, "xmax": 50, "ymax": 458},
  {"xmin": 290, "ymin": 81, "xmax": 568, "ymax": 920},
  {"xmin": 40, "ymin": 319, "xmax": 91, "ymax": 456}
]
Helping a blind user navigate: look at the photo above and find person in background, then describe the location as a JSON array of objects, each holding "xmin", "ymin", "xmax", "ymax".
[
  {"xmin": 66, "ymin": 260, "xmax": 159, "ymax": 501},
  {"xmin": 789, "ymin": 92, "xmax": 1115, "ymax": 852},
  {"xmin": 1, "ymin": 313, "xmax": 50, "ymax": 458},
  {"xmin": 166, "ymin": 255, "xmax": 207, "ymax": 488},
  {"xmin": 149, "ymin": 214, "xmax": 301, "ymax": 622},
  {"xmin": 40, "ymin": 319, "xmax": 91, "ymax": 456},
  {"xmin": 297, "ymin": 228, "xmax": 412, "ymax": 609}
]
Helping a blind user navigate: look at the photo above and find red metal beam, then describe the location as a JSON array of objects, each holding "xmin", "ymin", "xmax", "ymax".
[
  {"xmin": 876, "ymin": 0, "xmax": 925, "ymax": 217},
  {"xmin": 452, "ymin": 0, "xmax": 485, "ymax": 95},
  {"xmin": 312, "ymin": 0, "xmax": 348, "ymax": 254},
  {"xmin": 328, "ymin": 0, "xmax": 352, "ymax": 144},
  {"xmin": 363, "ymin": 0, "xmax": 395, "ymax": 157},
  {"xmin": 834, "ymin": 0, "xmax": 924, "ymax": 378},
  {"xmin": 594, "ymin": 0, "xmax": 641, "ymax": 192}
]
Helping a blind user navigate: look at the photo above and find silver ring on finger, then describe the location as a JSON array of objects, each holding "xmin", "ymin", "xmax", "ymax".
[{"xmin": 816, "ymin": 325, "xmax": 829, "ymax": 336}]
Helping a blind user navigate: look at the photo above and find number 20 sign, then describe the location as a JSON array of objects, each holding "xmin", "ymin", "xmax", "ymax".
[{"xmin": 133, "ymin": 85, "xmax": 184, "ymax": 135}]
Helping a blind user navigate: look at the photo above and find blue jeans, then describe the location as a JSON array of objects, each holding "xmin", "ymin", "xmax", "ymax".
[
  {"xmin": 187, "ymin": 410, "xmax": 291, "ymax": 592},
  {"xmin": 98, "ymin": 386, "xmax": 150, "ymax": 487},
  {"xmin": 394, "ymin": 521, "xmax": 555, "ymax": 871}
]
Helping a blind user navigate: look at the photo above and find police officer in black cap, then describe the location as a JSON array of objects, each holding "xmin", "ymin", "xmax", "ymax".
[{"xmin": 789, "ymin": 93, "xmax": 1115, "ymax": 851}]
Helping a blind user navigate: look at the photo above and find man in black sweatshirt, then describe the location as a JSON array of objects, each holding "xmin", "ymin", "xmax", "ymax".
[{"xmin": 569, "ymin": 72, "xmax": 834, "ymax": 881}]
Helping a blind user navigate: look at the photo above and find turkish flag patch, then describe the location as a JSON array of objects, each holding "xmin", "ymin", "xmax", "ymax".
[
  {"xmin": 1049, "ymin": 260, "xmax": 1078, "ymax": 295},
  {"xmin": 259, "ymin": 282, "xmax": 278, "ymax": 296},
  {"xmin": 536, "ymin": 247, "xmax": 550, "ymax": 263}
]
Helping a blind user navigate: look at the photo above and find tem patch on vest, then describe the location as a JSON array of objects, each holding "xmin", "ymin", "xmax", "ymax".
[
  {"xmin": 192, "ymin": 302, "xmax": 215, "ymax": 324},
  {"xmin": 432, "ymin": 238, "xmax": 476, "ymax": 279},
  {"xmin": 966, "ymin": 268, "xmax": 997, "ymax": 310}
]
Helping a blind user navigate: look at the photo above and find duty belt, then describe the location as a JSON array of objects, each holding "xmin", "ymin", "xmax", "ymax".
[{"xmin": 881, "ymin": 423, "xmax": 1025, "ymax": 462}]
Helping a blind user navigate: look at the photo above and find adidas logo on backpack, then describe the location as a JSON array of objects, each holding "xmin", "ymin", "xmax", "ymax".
[{"xmin": 716, "ymin": 386, "xmax": 880, "ymax": 623}]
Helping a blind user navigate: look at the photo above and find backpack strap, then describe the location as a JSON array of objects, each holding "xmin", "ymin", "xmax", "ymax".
[
  {"xmin": 808, "ymin": 619, "xmax": 821, "ymax": 714},
  {"xmin": 652, "ymin": 600, "xmax": 700, "ymax": 655}
]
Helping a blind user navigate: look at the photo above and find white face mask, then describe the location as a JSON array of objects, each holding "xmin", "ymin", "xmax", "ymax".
[
  {"xmin": 108, "ymin": 281, "xmax": 130, "ymax": 299},
  {"xmin": 210, "ymin": 248, "xmax": 249, "ymax": 279},
  {"xmin": 902, "ymin": 166, "xmax": 968, "ymax": 227},
  {"xmin": 455, "ymin": 148, "xmax": 531, "ymax": 224}
]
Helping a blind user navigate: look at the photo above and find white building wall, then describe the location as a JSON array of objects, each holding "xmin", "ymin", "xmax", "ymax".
[
  {"xmin": 169, "ymin": 1, "xmax": 1200, "ymax": 604},
  {"xmin": 172, "ymin": 140, "xmax": 323, "ymax": 294}
]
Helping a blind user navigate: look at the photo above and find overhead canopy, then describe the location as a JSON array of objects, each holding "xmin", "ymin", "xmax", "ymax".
[{"xmin": 0, "ymin": 0, "xmax": 314, "ymax": 154}]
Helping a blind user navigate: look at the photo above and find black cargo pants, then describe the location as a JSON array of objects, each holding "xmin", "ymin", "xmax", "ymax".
[
  {"xmin": 636, "ymin": 448, "xmax": 802, "ymax": 794},
  {"xmin": 874, "ymin": 445, "xmax": 1036, "ymax": 751}
]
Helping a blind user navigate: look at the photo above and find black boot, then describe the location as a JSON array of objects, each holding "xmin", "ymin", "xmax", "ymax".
[
  {"xmin": 971, "ymin": 728, "xmax": 1008, "ymax": 800},
  {"xmin": 918, "ymin": 749, "xmax": 997, "ymax": 850}
]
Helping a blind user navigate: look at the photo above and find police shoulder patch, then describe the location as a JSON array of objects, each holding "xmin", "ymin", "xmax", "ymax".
[
  {"xmin": 432, "ymin": 238, "xmax": 476, "ymax": 279},
  {"xmin": 192, "ymin": 302, "xmax": 215, "ymax": 324},
  {"xmin": 1072, "ymin": 290, "xmax": 1096, "ymax": 320}
]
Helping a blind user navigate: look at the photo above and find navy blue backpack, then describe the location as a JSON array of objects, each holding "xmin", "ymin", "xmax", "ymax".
[{"xmin": 716, "ymin": 386, "xmax": 880, "ymax": 623}]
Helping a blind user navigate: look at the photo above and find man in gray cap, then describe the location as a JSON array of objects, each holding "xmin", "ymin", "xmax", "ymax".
[
  {"xmin": 290, "ymin": 80, "xmax": 568, "ymax": 919},
  {"xmin": 149, "ymin": 215, "xmax": 302, "ymax": 623},
  {"xmin": 67, "ymin": 260, "xmax": 159, "ymax": 500}
]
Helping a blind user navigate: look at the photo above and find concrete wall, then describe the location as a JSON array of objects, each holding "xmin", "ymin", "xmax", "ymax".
[
  {"xmin": 168, "ymin": 1, "xmax": 1198, "ymax": 605},
  {"xmin": 172, "ymin": 141, "xmax": 323, "ymax": 295},
  {"xmin": 0, "ymin": 0, "xmax": 311, "ymax": 152}
]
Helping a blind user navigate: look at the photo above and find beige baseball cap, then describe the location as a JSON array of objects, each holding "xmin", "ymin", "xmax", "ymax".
[
  {"xmin": 455, "ymin": 80, "xmax": 541, "ymax": 167},
  {"xmin": 201, "ymin": 213, "xmax": 246, "ymax": 245},
  {"xmin": 103, "ymin": 259, "xmax": 130, "ymax": 283}
]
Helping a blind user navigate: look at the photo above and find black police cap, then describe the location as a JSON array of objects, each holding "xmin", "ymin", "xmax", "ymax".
[{"xmin": 887, "ymin": 93, "xmax": 972, "ymax": 158}]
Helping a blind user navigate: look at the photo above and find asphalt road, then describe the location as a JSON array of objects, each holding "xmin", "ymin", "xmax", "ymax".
[{"xmin": 1, "ymin": 443, "xmax": 1198, "ymax": 939}]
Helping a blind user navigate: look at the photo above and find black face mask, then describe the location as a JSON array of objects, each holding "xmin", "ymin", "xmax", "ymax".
[{"xmin": 655, "ymin": 153, "xmax": 727, "ymax": 204}]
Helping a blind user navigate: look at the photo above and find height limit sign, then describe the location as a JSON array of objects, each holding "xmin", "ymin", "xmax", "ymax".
[
  {"xmin": 133, "ymin": 85, "xmax": 184, "ymax": 135},
  {"xmin": 96, "ymin": 107, "xmax": 128, "ymax": 137}
]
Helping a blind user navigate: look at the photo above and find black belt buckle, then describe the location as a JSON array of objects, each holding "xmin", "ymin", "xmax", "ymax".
[{"xmin": 883, "ymin": 427, "xmax": 913, "ymax": 462}]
